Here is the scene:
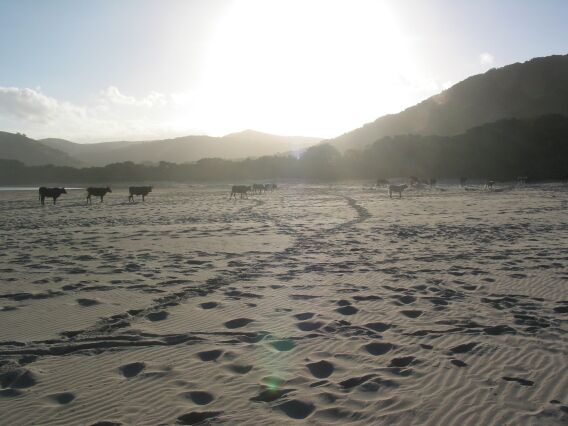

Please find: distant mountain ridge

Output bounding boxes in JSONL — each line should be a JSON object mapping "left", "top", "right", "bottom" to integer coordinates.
{"left": 0, "top": 132, "right": 82, "bottom": 167}
{"left": 39, "top": 130, "right": 319, "bottom": 166}
{"left": 327, "top": 54, "right": 568, "bottom": 151}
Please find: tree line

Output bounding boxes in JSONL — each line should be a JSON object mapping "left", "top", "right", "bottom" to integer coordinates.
{"left": 1, "top": 115, "right": 567, "bottom": 185}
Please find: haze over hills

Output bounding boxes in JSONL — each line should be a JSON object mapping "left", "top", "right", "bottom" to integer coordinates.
{"left": 39, "top": 130, "right": 319, "bottom": 166}
{"left": 0, "top": 131, "right": 82, "bottom": 167}
{"left": 327, "top": 54, "right": 568, "bottom": 151}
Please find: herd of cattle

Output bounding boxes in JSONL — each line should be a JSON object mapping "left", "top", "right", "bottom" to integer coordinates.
{"left": 38, "top": 186, "right": 153, "bottom": 205}
{"left": 37, "top": 183, "right": 278, "bottom": 204}
{"left": 230, "top": 183, "right": 277, "bottom": 199}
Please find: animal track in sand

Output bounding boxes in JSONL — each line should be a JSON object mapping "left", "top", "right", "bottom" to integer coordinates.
{"left": 250, "top": 388, "right": 294, "bottom": 402}
{"left": 365, "top": 322, "right": 392, "bottom": 332}
{"left": 199, "top": 302, "right": 218, "bottom": 309}
{"left": 196, "top": 349, "right": 223, "bottom": 362}
{"left": 119, "top": 362, "right": 145, "bottom": 378}
{"left": 47, "top": 392, "right": 76, "bottom": 404}
{"left": 400, "top": 310, "right": 422, "bottom": 318}
{"left": 0, "top": 368, "right": 38, "bottom": 389}
{"left": 223, "top": 318, "right": 254, "bottom": 329}
{"left": 225, "top": 364, "right": 253, "bottom": 374}
{"left": 306, "top": 360, "right": 334, "bottom": 378}
{"left": 364, "top": 342, "right": 394, "bottom": 356}
{"left": 335, "top": 305, "right": 358, "bottom": 315}
{"left": 270, "top": 340, "right": 295, "bottom": 352}
{"left": 502, "top": 376, "right": 534, "bottom": 386}
{"left": 180, "top": 391, "right": 214, "bottom": 405}
{"left": 450, "top": 342, "right": 478, "bottom": 354}
{"left": 297, "top": 321, "right": 324, "bottom": 331}
{"left": 76, "top": 298, "right": 100, "bottom": 307}
{"left": 294, "top": 312, "right": 315, "bottom": 320}
{"left": 176, "top": 411, "right": 222, "bottom": 425}
{"left": 275, "top": 399, "right": 315, "bottom": 419}
{"left": 389, "top": 356, "right": 416, "bottom": 368}
{"left": 146, "top": 311, "right": 169, "bottom": 321}
{"left": 451, "top": 359, "right": 468, "bottom": 367}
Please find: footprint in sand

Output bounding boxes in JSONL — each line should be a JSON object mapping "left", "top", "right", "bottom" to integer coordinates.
{"left": 77, "top": 298, "right": 100, "bottom": 307}
{"left": 199, "top": 302, "right": 218, "bottom": 310}
{"left": 250, "top": 388, "right": 294, "bottom": 402}
{"left": 335, "top": 305, "right": 358, "bottom": 315}
{"left": 450, "top": 359, "right": 468, "bottom": 367}
{"left": 176, "top": 411, "right": 222, "bottom": 425}
{"left": 297, "top": 321, "right": 324, "bottom": 332}
{"left": 306, "top": 360, "right": 334, "bottom": 379}
{"left": 275, "top": 399, "right": 315, "bottom": 419}
{"left": 225, "top": 364, "right": 253, "bottom": 375}
{"left": 180, "top": 391, "right": 214, "bottom": 405}
{"left": 294, "top": 312, "right": 315, "bottom": 321}
{"left": 223, "top": 318, "right": 254, "bottom": 329}
{"left": 119, "top": 362, "right": 145, "bottom": 378}
{"left": 449, "top": 342, "right": 478, "bottom": 354}
{"left": 389, "top": 356, "right": 416, "bottom": 368}
{"left": 270, "top": 340, "right": 295, "bottom": 352}
{"left": 400, "top": 310, "right": 422, "bottom": 318}
{"left": 364, "top": 342, "right": 394, "bottom": 356}
{"left": 502, "top": 376, "right": 534, "bottom": 386}
{"left": 0, "top": 368, "right": 38, "bottom": 389}
{"left": 47, "top": 392, "right": 76, "bottom": 404}
{"left": 146, "top": 311, "right": 168, "bottom": 321}
{"left": 196, "top": 349, "right": 223, "bottom": 362}
{"left": 365, "top": 322, "right": 392, "bottom": 332}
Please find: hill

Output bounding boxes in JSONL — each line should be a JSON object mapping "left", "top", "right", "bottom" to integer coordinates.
{"left": 328, "top": 54, "right": 568, "bottom": 151}
{"left": 39, "top": 130, "right": 320, "bottom": 166}
{"left": 0, "top": 132, "right": 82, "bottom": 167}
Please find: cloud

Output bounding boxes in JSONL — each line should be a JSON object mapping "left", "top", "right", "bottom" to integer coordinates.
{"left": 99, "top": 86, "right": 168, "bottom": 108}
{"left": 0, "top": 87, "right": 60, "bottom": 122}
{"left": 479, "top": 52, "right": 495, "bottom": 66}
{"left": 0, "top": 86, "right": 196, "bottom": 142}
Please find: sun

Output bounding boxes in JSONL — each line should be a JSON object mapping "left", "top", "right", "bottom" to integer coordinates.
{"left": 195, "top": 0, "right": 416, "bottom": 137}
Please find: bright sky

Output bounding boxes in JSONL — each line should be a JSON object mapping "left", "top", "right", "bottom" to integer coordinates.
{"left": 0, "top": 0, "right": 567, "bottom": 142}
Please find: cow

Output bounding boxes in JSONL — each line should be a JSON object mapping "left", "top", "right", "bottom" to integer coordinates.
{"left": 270, "top": 183, "right": 277, "bottom": 191}
{"left": 484, "top": 180, "right": 496, "bottom": 190}
{"left": 388, "top": 184, "right": 408, "bottom": 199}
{"left": 87, "top": 187, "right": 112, "bottom": 204}
{"left": 252, "top": 183, "right": 265, "bottom": 194}
{"left": 264, "top": 183, "right": 272, "bottom": 192}
{"left": 230, "top": 185, "right": 251, "bottom": 199}
{"left": 39, "top": 187, "right": 67, "bottom": 205}
{"left": 129, "top": 186, "right": 152, "bottom": 202}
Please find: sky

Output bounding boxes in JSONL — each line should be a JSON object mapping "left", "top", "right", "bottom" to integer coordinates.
{"left": 0, "top": 0, "right": 567, "bottom": 142}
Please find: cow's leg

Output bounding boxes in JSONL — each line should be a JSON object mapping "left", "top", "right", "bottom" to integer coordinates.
{"left": 100, "top": 195, "right": 104, "bottom": 203}
{"left": 142, "top": 194, "right": 145, "bottom": 202}
{"left": 40, "top": 195, "right": 44, "bottom": 205}
{"left": 53, "top": 196, "right": 56, "bottom": 205}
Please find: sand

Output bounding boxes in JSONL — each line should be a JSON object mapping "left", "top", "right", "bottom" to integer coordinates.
{"left": 0, "top": 183, "right": 567, "bottom": 425}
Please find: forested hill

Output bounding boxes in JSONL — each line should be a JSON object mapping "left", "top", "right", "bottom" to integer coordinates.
{"left": 328, "top": 54, "right": 568, "bottom": 151}
{"left": 2, "top": 115, "right": 567, "bottom": 185}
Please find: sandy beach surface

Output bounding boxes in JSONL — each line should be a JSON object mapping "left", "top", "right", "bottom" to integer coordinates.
{"left": 0, "top": 183, "right": 567, "bottom": 425}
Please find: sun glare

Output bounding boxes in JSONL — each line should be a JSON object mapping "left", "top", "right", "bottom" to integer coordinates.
{"left": 196, "top": 0, "right": 415, "bottom": 137}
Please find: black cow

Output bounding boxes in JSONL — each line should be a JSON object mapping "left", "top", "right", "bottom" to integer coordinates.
{"left": 129, "top": 186, "right": 152, "bottom": 202}
{"left": 39, "top": 187, "right": 67, "bottom": 205}
{"left": 230, "top": 185, "right": 251, "bottom": 199}
{"left": 87, "top": 187, "right": 112, "bottom": 204}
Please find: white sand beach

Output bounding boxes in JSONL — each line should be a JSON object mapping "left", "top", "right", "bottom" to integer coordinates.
{"left": 0, "top": 183, "right": 567, "bottom": 425}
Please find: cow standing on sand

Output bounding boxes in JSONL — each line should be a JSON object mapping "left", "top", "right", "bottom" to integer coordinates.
{"left": 230, "top": 185, "right": 251, "bottom": 199}
{"left": 87, "top": 187, "right": 112, "bottom": 204}
{"left": 129, "top": 186, "right": 152, "bottom": 202}
{"left": 388, "top": 184, "right": 408, "bottom": 199}
{"left": 39, "top": 187, "right": 67, "bottom": 205}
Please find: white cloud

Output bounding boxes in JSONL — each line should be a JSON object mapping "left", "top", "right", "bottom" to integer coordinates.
{"left": 0, "top": 86, "right": 194, "bottom": 142}
{"left": 0, "top": 87, "right": 60, "bottom": 122}
{"left": 479, "top": 52, "right": 495, "bottom": 66}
